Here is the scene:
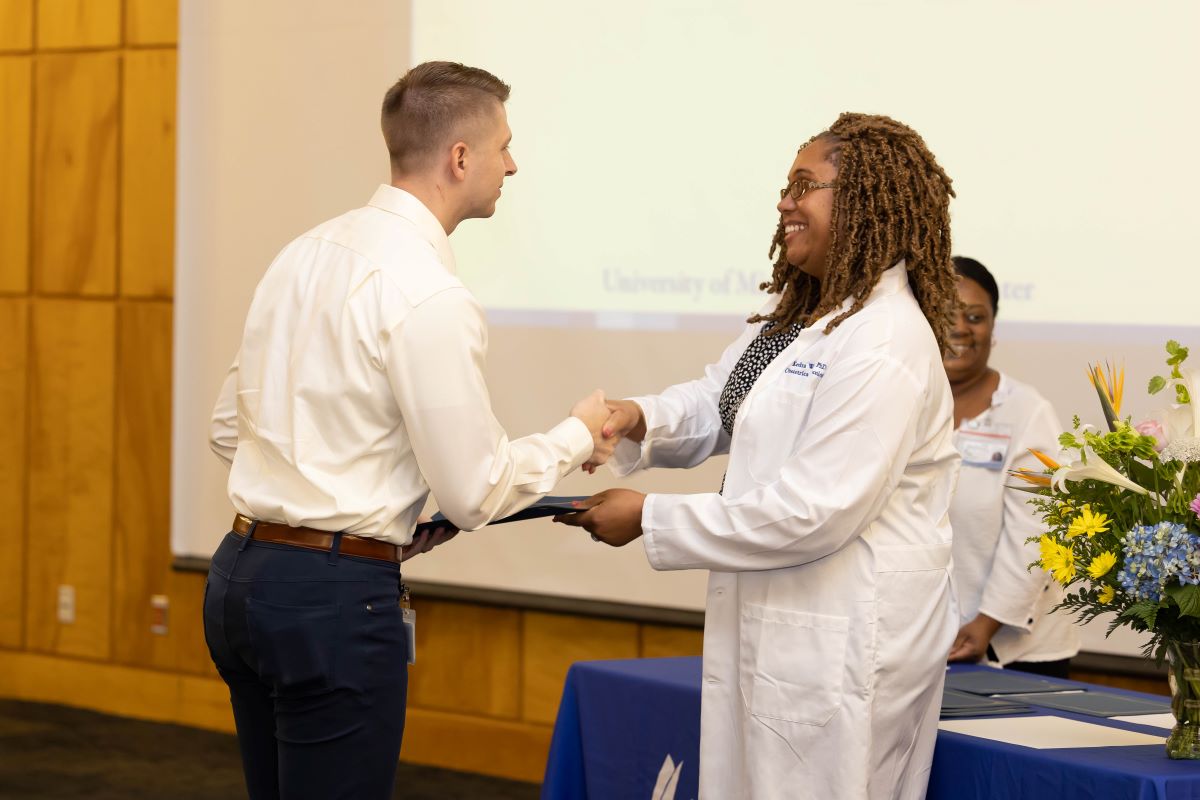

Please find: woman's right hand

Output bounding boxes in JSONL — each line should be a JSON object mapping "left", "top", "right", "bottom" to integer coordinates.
{"left": 948, "top": 613, "right": 1002, "bottom": 662}
{"left": 582, "top": 399, "right": 647, "bottom": 474}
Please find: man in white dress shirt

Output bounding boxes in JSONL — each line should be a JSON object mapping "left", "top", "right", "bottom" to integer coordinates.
{"left": 203, "top": 62, "right": 613, "bottom": 800}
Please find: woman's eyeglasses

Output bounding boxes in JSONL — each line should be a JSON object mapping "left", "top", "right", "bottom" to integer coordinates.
{"left": 780, "top": 178, "right": 835, "bottom": 202}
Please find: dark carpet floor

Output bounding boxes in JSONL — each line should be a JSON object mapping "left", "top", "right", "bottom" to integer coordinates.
{"left": 0, "top": 700, "right": 540, "bottom": 799}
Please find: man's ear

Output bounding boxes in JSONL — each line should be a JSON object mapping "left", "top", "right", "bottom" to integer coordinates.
{"left": 449, "top": 141, "right": 469, "bottom": 181}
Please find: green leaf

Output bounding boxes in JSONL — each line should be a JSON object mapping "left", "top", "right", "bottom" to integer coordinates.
{"left": 1127, "top": 459, "right": 1159, "bottom": 488}
{"left": 1168, "top": 584, "right": 1200, "bottom": 619}
{"left": 1149, "top": 375, "right": 1167, "bottom": 395}
{"left": 1177, "top": 384, "right": 1192, "bottom": 405}
{"left": 1120, "top": 601, "right": 1161, "bottom": 630}
{"left": 1058, "top": 432, "right": 1081, "bottom": 450}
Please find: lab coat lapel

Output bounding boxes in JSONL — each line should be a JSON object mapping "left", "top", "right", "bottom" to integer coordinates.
{"left": 730, "top": 261, "right": 909, "bottom": 437}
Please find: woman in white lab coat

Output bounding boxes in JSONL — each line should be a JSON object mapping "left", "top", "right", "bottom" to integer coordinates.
{"left": 556, "top": 113, "right": 962, "bottom": 799}
{"left": 944, "top": 256, "right": 1080, "bottom": 676}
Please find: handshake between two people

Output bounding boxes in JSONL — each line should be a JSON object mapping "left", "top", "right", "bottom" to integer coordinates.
{"left": 568, "top": 390, "right": 646, "bottom": 471}
{"left": 405, "top": 391, "right": 650, "bottom": 561}
{"left": 557, "top": 391, "right": 650, "bottom": 548}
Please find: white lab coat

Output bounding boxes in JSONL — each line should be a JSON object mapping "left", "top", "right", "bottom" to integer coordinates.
{"left": 950, "top": 372, "right": 1080, "bottom": 664}
{"left": 612, "top": 264, "right": 959, "bottom": 800}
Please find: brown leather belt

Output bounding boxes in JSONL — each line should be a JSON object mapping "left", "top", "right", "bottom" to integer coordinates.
{"left": 232, "top": 514, "right": 402, "bottom": 565}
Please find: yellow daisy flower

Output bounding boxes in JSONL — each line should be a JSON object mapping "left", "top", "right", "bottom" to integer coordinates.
{"left": 1039, "top": 537, "right": 1076, "bottom": 585}
{"left": 1098, "top": 585, "right": 1115, "bottom": 604}
{"left": 1067, "top": 505, "right": 1110, "bottom": 539}
{"left": 1086, "top": 551, "right": 1118, "bottom": 579}
{"left": 1038, "top": 535, "right": 1059, "bottom": 567}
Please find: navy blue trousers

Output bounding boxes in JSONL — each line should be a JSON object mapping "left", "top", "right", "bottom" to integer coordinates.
{"left": 204, "top": 530, "right": 409, "bottom": 800}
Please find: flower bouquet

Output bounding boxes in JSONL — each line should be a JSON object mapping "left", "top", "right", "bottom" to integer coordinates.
{"left": 1011, "top": 340, "right": 1200, "bottom": 758}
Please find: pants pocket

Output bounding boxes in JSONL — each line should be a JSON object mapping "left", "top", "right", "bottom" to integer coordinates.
{"left": 740, "top": 603, "right": 849, "bottom": 726}
{"left": 246, "top": 597, "right": 341, "bottom": 695}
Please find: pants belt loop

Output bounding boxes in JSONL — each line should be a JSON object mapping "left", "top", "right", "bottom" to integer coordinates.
{"left": 238, "top": 520, "right": 258, "bottom": 553}
{"left": 327, "top": 530, "right": 343, "bottom": 565}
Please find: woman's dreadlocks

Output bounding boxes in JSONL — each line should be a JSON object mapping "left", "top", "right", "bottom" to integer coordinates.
{"left": 750, "top": 112, "right": 959, "bottom": 352}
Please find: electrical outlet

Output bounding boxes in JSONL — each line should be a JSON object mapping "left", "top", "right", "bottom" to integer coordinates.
{"left": 57, "top": 585, "right": 75, "bottom": 624}
{"left": 150, "top": 594, "right": 169, "bottom": 636}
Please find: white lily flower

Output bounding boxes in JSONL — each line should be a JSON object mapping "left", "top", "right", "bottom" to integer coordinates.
{"left": 1176, "top": 367, "right": 1200, "bottom": 437}
{"left": 1051, "top": 447, "right": 1149, "bottom": 495}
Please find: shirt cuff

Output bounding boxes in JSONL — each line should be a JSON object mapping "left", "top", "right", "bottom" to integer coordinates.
{"left": 609, "top": 437, "right": 647, "bottom": 476}
{"left": 641, "top": 494, "right": 668, "bottom": 571}
{"left": 554, "top": 415, "right": 595, "bottom": 471}
{"left": 979, "top": 597, "right": 1040, "bottom": 633}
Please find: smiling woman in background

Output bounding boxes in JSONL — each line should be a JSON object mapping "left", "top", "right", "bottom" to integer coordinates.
{"left": 944, "top": 255, "right": 1081, "bottom": 677}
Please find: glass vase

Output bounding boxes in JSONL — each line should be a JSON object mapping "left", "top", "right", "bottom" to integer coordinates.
{"left": 1165, "top": 640, "right": 1200, "bottom": 759}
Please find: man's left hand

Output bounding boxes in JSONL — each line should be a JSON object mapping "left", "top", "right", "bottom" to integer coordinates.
{"left": 553, "top": 489, "right": 646, "bottom": 546}
{"left": 402, "top": 518, "right": 460, "bottom": 561}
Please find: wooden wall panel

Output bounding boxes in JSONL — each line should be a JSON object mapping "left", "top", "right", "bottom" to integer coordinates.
{"left": 407, "top": 598, "right": 521, "bottom": 719}
{"left": 32, "top": 51, "right": 118, "bottom": 296}
{"left": 0, "top": 299, "right": 28, "bottom": 648}
{"left": 0, "top": 0, "right": 33, "bottom": 51}
{"left": 26, "top": 299, "right": 114, "bottom": 659}
{"left": 401, "top": 708, "right": 552, "bottom": 784}
{"left": 0, "top": 56, "right": 31, "bottom": 293}
{"left": 521, "top": 612, "right": 638, "bottom": 724}
{"left": 0, "top": 650, "right": 235, "bottom": 733}
{"left": 35, "top": 0, "right": 120, "bottom": 49}
{"left": 171, "top": 570, "right": 221, "bottom": 678}
{"left": 112, "top": 300, "right": 173, "bottom": 667}
{"left": 120, "top": 49, "right": 174, "bottom": 298}
{"left": 125, "top": 0, "right": 176, "bottom": 46}
{"left": 110, "top": 300, "right": 212, "bottom": 676}
{"left": 1071, "top": 669, "right": 1168, "bottom": 697}
{"left": 640, "top": 624, "right": 704, "bottom": 659}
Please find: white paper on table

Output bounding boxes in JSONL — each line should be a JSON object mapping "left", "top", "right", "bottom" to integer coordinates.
{"left": 1111, "top": 713, "right": 1176, "bottom": 730}
{"left": 939, "top": 715, "right": 1166, "bottom": 749}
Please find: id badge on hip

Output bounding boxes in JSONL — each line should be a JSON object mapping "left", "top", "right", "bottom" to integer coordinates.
{"left": 401, "top": 583, "right": 416, "bottom": 665}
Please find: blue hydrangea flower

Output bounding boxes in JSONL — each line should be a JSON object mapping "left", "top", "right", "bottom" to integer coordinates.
{"left": 1117, "top": 522, "right": 1200, "bottom": 602}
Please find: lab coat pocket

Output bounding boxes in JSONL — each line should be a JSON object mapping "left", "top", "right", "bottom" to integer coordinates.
{"left": 741, "top": 387, "right": 816, "bottom": 484}
{"left": 740, "top": 603, "right": 849, "bottom": 726}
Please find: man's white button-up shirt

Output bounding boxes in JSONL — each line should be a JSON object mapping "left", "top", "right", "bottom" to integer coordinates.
{"left": 210, "top": 185, "right": 592, "bottom": 544}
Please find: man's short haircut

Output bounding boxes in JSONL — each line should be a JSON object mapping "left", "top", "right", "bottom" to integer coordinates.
{"left": 381, "top": 61, "right": 511, "bottom": 174}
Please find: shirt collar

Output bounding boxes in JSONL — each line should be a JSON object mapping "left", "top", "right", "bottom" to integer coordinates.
{"left": 990, "top": 371, "right": 1012, "bottom": 409}
{"left": 870, "top": 260, "right": 909, "bottom": 299}
{"left": 817, "top": 260, "right": 909, "bottom": 322}
{"left": 367, "top": 184, "right": 457, "bottom": 274}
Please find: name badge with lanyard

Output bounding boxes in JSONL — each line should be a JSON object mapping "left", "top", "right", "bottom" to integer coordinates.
{"left": 955, "top": 419, "right": 1013, "bottom": 470}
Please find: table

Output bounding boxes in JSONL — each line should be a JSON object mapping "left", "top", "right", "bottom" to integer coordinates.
{"left": 542, "top": 657, "right": 1200, "bottom": 800}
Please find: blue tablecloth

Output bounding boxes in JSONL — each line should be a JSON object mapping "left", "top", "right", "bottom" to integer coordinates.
{"left": 542, "top": 657, "right": 1200, "bottom": 800}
